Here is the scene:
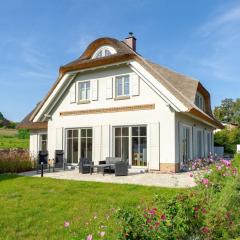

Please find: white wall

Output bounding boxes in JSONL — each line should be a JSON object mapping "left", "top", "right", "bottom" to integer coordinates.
{"left": 46, "top": 65, "right": 176, "bottom": 170}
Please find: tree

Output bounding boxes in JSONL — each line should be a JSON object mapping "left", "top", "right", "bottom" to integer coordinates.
{"left": 214, "top": 98, "right": 240, "bottom": 124}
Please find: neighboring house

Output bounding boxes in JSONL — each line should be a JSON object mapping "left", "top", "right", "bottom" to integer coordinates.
{"left": 18, "top": 33, "right": 223, "bottom": 172}
{"left": 214, "top": 122, "right": 239, "bottom": 133}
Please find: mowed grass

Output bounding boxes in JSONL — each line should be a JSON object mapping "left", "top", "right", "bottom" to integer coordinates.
{"left": 0, "top": 129, "right": 29, "bottom": 149}
{"left": 0, "top": 175, "right": 181, "bottom": 239}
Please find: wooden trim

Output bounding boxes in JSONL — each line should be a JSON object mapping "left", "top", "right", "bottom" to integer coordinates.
{"left": 60, "top": 104, "right": 155, "bottom": 117}
{"left": 189, "top": 108, "right": 224, "bottom": 129}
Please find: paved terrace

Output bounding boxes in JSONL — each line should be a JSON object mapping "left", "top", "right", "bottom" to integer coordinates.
{"left": 20, "top": 168, "right": 196, "bottom": 188}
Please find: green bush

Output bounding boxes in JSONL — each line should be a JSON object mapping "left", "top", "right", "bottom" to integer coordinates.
{"left": 17, "top": 129, "right": 30, "bottom": 139}
{"left": 116, "top": 155, "right": 240, "bottom": 239}
{"left": 214, "top": 128, "right": 240, "bottom": 154}
{"left": 0, "top": 150, "right": 35, "bottom": 173}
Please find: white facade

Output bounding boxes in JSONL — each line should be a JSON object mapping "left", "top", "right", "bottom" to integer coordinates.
{"left": 29, "top": 63, "right": 215, "bottom": 172}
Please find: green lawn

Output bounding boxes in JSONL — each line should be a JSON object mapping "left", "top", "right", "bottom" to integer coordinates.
{"left": 0, "top": 175, "right": 181, "bottom": 239}
{"left": 0, "top": 129, "right": 29, "bottom": 149}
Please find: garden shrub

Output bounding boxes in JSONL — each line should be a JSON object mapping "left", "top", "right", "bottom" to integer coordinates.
{"left": 0, "top": 149, "right": 35, "bottom": 173}
{"left": 116, "top": 155, "right": 240, "bottom": 239}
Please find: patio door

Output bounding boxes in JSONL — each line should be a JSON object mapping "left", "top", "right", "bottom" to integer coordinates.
{"left": 114, "top": 127, "right": 129, "bottom": 163}
{"left": 179, "top": 124, "right": 192, "bottom": 166}
{"left": 113, "top": 125, "right": 147, "bottom": 166}
{"left": 66, "top": 128, "right": 92, "bottom": 164}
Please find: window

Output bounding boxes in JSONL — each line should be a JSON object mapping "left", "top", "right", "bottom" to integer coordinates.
{"left": 115, "top": 75, "right": 129, "bottom": 97}
{"left": 39, "top": 134, "right": 47, "bottom": 151}
{"left": 132, "top": 126, "right": 147, "bottom": 166}
{"left": 115, "top": 127, "right": 129, "bottom": 162}
{"left": 92, "top": 46, "right": 117, "bottom": 59}
{"left": 182, "top": 126, "right": 191, "bottom": 163}
{"left": 66, "top": 128, "right": 92, "bottom": 164}
{"left": 206, "top": 132, "right": 212, "bottom": 156}
{"left": 114, "top": 125, "right": 147, "bottom": 166}
{"left": 196, "top": 130, "right": 203, "bottom": 158}
{"left": 78, "top": 81, "right": 90, "bottom": 101}
{"left": 66, "top": 129, "right": 79, "bottom": 164}
{"left": 195, "top": 92, "right": 205, "bottom": 111}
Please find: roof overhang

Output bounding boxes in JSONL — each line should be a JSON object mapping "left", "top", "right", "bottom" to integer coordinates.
{"left": 17, "top": 121, "right": 48, "bottom": 130}
{"left": 188, "top": 108, "right": 224, "bottom": 129}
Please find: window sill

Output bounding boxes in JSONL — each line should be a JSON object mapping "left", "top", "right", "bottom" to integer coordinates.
{"left": 114, "top": 96, "right": 130, "bottom": 101}
{"left": 77, "top": 100, "right": 91, "bottom": 104}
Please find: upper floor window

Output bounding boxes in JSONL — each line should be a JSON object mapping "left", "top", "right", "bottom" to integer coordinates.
{"left": 78, "top": 81, "right": 90, "bottom": 101}
{"left": 92, "top": 45, "right": 117, "bottom": 59}
{"left": 116, "top": 75, "right": 130, "bottom": 97}
{"left": 195, "top": 92, "right": 205, "bottom": 111}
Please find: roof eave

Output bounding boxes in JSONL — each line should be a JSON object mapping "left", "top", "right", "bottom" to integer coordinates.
{"left": 188, "top": 108, "right": 224, "bottom": 129}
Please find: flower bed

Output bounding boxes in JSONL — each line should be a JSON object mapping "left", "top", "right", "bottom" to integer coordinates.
{"left": 115, "top": 155, "right": 240, "bottom": 239}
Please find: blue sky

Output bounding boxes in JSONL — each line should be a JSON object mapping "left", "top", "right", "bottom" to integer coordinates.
{"left": 0, "top": 0, "right": 240, "bottom": 121}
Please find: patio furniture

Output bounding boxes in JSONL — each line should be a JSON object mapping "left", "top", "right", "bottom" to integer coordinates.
{"left": 79, "top": 158, "right": 94, "bottom": 174}
{"left": 53, "top": 150, "right": 66, "bottom": 171}
{"left": 36, "top": 150, "right": 50, "bottom": 174}
{"left": 98, "top": 157, "right": 128, "bottom": 176}
{"left": 115, "top": 161, "right": 128, "bottom": 176}
{"left": 95, "top": 164, "right": 112, "bottom": 176}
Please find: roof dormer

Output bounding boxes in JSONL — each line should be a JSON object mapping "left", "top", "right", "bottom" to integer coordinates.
{"left": 91, "top": 45, "right": 117, "bottom": 59}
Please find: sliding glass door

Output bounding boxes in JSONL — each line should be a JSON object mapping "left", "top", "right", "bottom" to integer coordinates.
{"left": 132, "top": 126, "right": 147, "bottom": 166}
{"left": 114, "top": 125, "right": 147, "bottom": 166}
{"left": 114, "top": 127, "right": 129, "bottom": 162}
{"left": 66, "top": 128, "right": 92, "bottom": 164}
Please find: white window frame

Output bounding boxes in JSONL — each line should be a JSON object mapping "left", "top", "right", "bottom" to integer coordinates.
{"left": 115, "top": 75, "right": 130, "bottom": 97}
{"left": 78, "top": 81, "right": 90, "bottom": 101}
{"left": 179, "top": 123, "right": 193, "bottom": 165}
{"left": 39, "top": 134, "right": 47, "bottom": 151}
{"left": 195, "top": 92, "right": 205, "bottom": 111}
{"left": 92, "top": 45, "right": 117, "bottom": 59}
{"left": 65, "top": 128, "right": 93, "bottom": 165}
{"left": 113, "top": 125, "right": 147, "bottom": 167}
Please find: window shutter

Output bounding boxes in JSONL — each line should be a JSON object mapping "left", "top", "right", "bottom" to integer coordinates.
{"left": 56, "top": 128, "right": 63, "bottom": 150}
{"left": 179, "top": 123, "right": 184, "bottom": 164}
{"left": 149, "top": 122, "right": 160, "bottom": 170}
{"left": 106, "top": 77, "right": 113, "bottom": 99}
{"left": 70, "top": 83, "right": 76, "bottom": 103}
{"left": 91, "top": 80, "right": 98, "bottom": 101}
{"left": 132, "top": 74, "right": 140, "bottom": 96}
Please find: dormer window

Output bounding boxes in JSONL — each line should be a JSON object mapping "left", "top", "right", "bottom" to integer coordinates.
{"left": 195, "top": 92, "right": 205, "bottom": 111}
{"left": 92, "top": 46, "right": 117, "bottom": 59}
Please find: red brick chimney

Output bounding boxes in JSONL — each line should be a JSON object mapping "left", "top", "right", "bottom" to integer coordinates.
{"left": 124, "top": 32, "right": 136, "bottom": 51}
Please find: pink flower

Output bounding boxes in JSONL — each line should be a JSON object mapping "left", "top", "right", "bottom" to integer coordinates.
{"left": 202, "top": 208, "right": 207, "bottom": 214}
{"left": 189, "top": 173, "right": 193, "bottom": 178}
{"left": 155, "top": 221, "right": 160, "bottom": 227}
{"left": 194, "top": 207, "right": 199, "bottom": 212}
{"left": 161, "top": 214, "right": 166, "bottom": 221}
{"left": 86, "top": 234, "right": 93, "bottom": 240}
{"left": 64, "top": 221, "right": 70, "bottom": 228}
{"left": 99, "top": 231, "right": 105, "bottom": 237}
{"left": 201, "top": 227, "right": 209, "bottom": 234}
{"left": 146, "top": 218, "right": 152, "bottom": 224}
{"left": 201, "top": 178, "right": 209, "bottom": 185}
{"left": 217, "top": 165, "right": 222, "bottom": 171}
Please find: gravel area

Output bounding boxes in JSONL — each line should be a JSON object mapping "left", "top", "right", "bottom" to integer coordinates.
{"left": 20, "top": 168, "right": 196, "bottom": 188}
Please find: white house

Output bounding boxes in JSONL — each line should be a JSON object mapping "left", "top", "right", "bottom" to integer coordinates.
{"left": 18, "top": 33, "right": 223, "bottom": 172}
